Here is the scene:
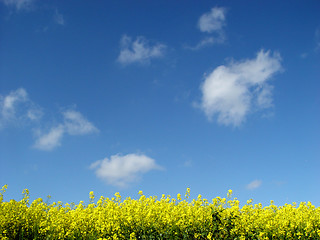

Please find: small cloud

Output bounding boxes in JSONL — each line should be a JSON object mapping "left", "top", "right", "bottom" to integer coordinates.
{"left": 198, "top": 7, "right": 226, "bottom": 34}
{"left": 117, "top": 35, "right": 166, "bottom": 65}
{"left": 63, "top": 110, "right": 98, "bottom": 135}
{"left": 1, "top": 88, "right": 27, "bottom": 121}
{"left": 90, "top": 153, "right": 163, "bottom": 187}
{"left": 0, "top": 88, "right": 41, "bottom": 129}
{"left": 33, "top": 125, "right": 65, "bottom": 151}
{"left": 27, "top": 107, "right": 43, "bottom": 121}
{"left": 185, "top": 36, "right": 225, "bottom": 50}
{"left": 1, "top": 88, "right": 97, "bottom": 151}
{"left": 187, "top": 7, "right": 226, "bottom": 50}
{"left": 54, "top": 9, "right": 64, "bottom": 25}
{"left": 199, "top": 49, "right": 282, "bottom": 127}
{"left": 246, "top": 180, "right": 262, "bottom": 190}
{"left": 33, "top": 110, "right": 98, "bottom": 151}
{"left": 0, "top": 0, "right": 35, "bottom": 10}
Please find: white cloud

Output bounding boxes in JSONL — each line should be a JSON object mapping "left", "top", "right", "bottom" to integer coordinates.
{"left": 0, "top": 88, "right": 42, "bottom": 128}
{"left": 117, "top": 35, "right": 166, "bottom": 65}
{"left": 33, "top": 125, "right": 65, "bottom": 151}
{"left": 0, "top": 0, "right": 34, "bottom": 10}
{"left": 195, "top": 37, "right": 215, "bottom": 48}
{"left": 246, "top": 180, "right": 262, "bottom": 190}
{"left": 255, "top": 84, "right": 274, "bottom": 109}
{"left": 188, "top": 7, "right": 226, "bottom": 50}
{"left": 27, "top": 107, "right": 43, "bottom": 121}
{"left": 198, "top": 7, "right": 226, "bottom": 33}
{"left": 90, "top": 153, "right": 162, "bottom": 187}
{"left": 186, "top": 33, "right": 224, "bottom": 50}
{"left": 33, "top": 110, "right": 98, "bottom": 151}
{"left": 1, "top": 88, "right": 27, "bottom": 121}
{"left": 199, "top": 49, "right": 282, "bottom": 126}
{"left": 0, "top": 88, "right": 97, "bottom": 150}
{"left": 63, "top": 110, "right": 98, "bottom": 135}
{"left": 54, "top": 9, "right": 64, "bottom": 25}
{"left": 186, "top": 36, "right": 225, "bottom": 50}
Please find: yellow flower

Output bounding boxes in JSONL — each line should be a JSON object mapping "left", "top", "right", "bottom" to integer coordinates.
{"left": 1, "top": 186, "right": 319, "bottom": 240}
{"left": 177, "top": 193, "right": 182, "bottom": 201}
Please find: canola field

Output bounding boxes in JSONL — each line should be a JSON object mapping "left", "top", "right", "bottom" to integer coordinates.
{"left": 0, "top": 185, "right": 320, "bottom": 240}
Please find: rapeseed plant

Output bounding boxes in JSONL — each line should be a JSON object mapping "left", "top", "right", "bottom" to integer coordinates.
{"left": 0, "top": 185, "right": 319, "bottom": 239}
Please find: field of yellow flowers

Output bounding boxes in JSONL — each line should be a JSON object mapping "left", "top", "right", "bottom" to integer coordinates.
{"left": 0, "top": 185, "right": 319, "bottom": 240}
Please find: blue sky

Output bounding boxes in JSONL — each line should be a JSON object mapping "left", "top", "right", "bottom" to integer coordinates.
{"left": 0, "top": 0, "right": 319, "bottom": 207}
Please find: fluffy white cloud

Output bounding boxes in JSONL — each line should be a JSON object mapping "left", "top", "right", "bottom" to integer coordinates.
{"left": 198, "top": 7, "right": 226, "bottom": 33}
{"left": 33, "top": 125, "right": 64, "bottom": 151}
{"left": 0, "top": 0, "right": 34, "bottom": 10}
{"left": 90, "top": 153, "right": 162, "bottom": 187}
{"left": 246, "top": 180, "right": 262, "bottom": 190}
{"left": 117, "top": 35, "right": 166, "bottom": 65}
{"left": 33, "top": 110, "right": 98, "bottom": 151}
{"left": 199, "top": 49, "right": 282, "bottom": 126}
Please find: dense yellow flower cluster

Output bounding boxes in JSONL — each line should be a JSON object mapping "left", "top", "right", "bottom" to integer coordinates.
{"left": 0, "top": 185, "right": 319, "bottom": 239}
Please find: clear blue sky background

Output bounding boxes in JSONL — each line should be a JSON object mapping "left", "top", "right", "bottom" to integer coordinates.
{"left": 0, "top": 0, "right": 319, "bottom": 207}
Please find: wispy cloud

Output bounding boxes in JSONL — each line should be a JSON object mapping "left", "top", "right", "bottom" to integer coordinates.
{"left": 117, "top": 35, "right": 166, "bottom": 65}
{"left": 185, "top": 36, "right": 225, "bottom": 51}
{"left": 27, "top": 107, "right": 43, "bottom": 121}
{"left": 54, "top": 9, "right": 64, "bottom": 25}
{"left": 33, "top": 125, "right": 64, "bottom": 151}
{"left": 199, "top": 49, "right": 282, "bottom": 127}
{"left": 33, "top": 110, "right": 98, "bottom": 151}
{"left": 187, "top": 7, "right": 226, "bottom": 50}
{"left": 90, "top": 153, "right": 162, "bottom": 187}
{"left": 63, "top": 110, "right": 98, "bottom": 135}
{"left": 246, "top": 180, "right": 262, "bottom": 190}
{"left": 0, "top": 0, "right": 35, "bottom": 10}
{"left": 0, "top": 88, "right": 42, "bottom": 129}
{"left": 1, "top": 88, "right": 27, "bottom": 121}
{"left": 198, "top": 7, "right": 226, "bottom": 34}
{"left": 1, "top": 88, "right": 97, "bottom": 150}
